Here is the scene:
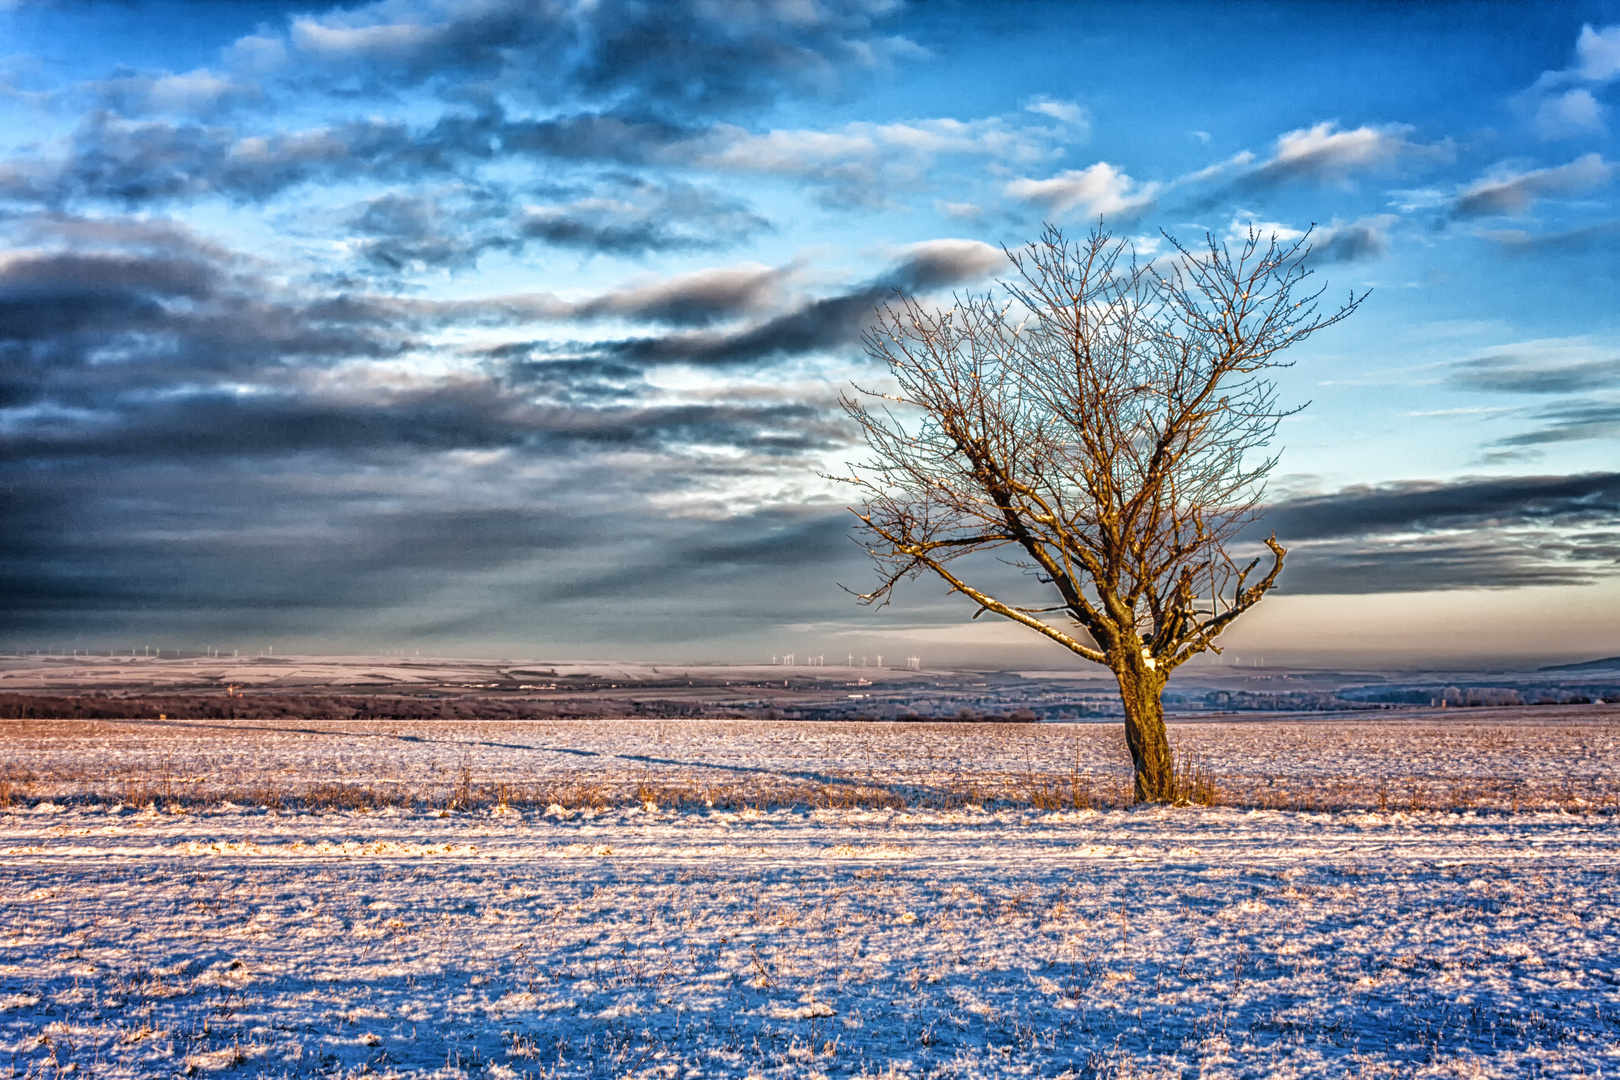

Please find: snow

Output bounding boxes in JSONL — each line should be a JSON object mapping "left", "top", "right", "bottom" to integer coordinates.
{"left": 2, "top": 716, "right": 1618, "bottom": 1077}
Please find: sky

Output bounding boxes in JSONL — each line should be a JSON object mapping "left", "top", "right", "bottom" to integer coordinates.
{"left": 1, "top": 0, "right": 1618, "bottom": 670}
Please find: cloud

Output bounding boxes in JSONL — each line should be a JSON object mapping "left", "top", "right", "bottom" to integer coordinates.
{"left": 90, "top": 67, "right": 252, "bottom": 117}
{"left": 935, "top": 201, "right": 982, "bottom": 220}
{"left": 1495, "top": 402, "right": 1620, "bottom": 446}
{"left": 885, "top": 238, "right": 1005, "bottom": 289}
{"left": 1023, "top": 96, "right": 1087, "bottom": 130}
{"left": 345, "top": 190, "right": 518, "bottom": 271}
{"left": 514, "top": 179, "right": 769, "bottom": 254}
{"left": 1573, "top": 22, "right": 1620, "bottom": 82}
{"left": 392, "top": 263, "right": 793, "bottom": 329}
{"left": 1263, "top": 473, "right": 1620, "bottom": 540}
{"left": 453, "top": 263, "right": 792, "bottom": 327}
{"left": 0, "top": 202, "right": 872, "bottom": 643}
{"left": 0, "top": 210, "right": 998, "bottom": 455}
{"left": 21, "top": 111, "right": 459, "bottom": 206}
{"left": 1312, "top": 217, "right": 1394, "bottom": 262}
{"left": 8, "top": 98, "right": 1048, "bottom": 240}
{"left": 1250, "top": 473, "right": 1620, "bottom": 593}
{"left": 3, "top": 375, "right": 847, "bottom": 463}
{"left": 1447, "top": 342, "right": 1620, "bottom": 394}
{"left": 1004, "top": 162, "right": 1157, "bottom": 219}
{"left": 0, "top": 0, "right": 924, "bottom": 213}
{"left": 3, "top": 12, "right": 1064, "bottom": 228}
{"left": 0, "top": 447, "right": 869, "bottom": 646}
{"left": 571, "top": 265, "right": 792, "bottom": 326}
{"left": 1438, "top": 339, "right": 1620, "bottom": 448}
{"left": 0, "top": 234, "right": 412, "bottom": 415}
{"left": 1222, "top": 214, "right": 1391, "bottom": 264}
{"left": 336, "top": 176, "right": 772, "bottom": 275}
{"left": 1534, "top": 87, "right": 1607, "bottom": 138}
{"left": 8, "top": 106, "right": 720, "bottom": 222}
{"left": 498, "top": 111, "right": 696, "bottom": 163}
{"left": 1521, "top": 24, "right": 1620, "bottom": 139}
{"left": 1273, "top": 532, "right": 1620, "bottom": 593}
{"left": 0, "top": 211, "right": 999, "bottom": 493}
{"left": 1238, "top": 122, "right": 1419, "bottom": 189}
{"left": 689, "top": 116, "right": 1061, "bottom": 207}
{"left": 1532, "top": 22, "right": 1620, "bottom": 90}
{"left": 277, "top": 0, "right": 911, "bottom": 113}
{"left": 600, "top": 239, "right": 1003, "bottom": 366}
{"left": 1168, "top": 123, "right": 1434, "bottom": 212}
{"left": 0, "top": 212, "right": 871, "bottom": 644}
{"left": 1451, "top": 153, "right": 1614, "bottom": 218}
{"left": 1482, "top": 218, "right": 1620, "bottom": 254}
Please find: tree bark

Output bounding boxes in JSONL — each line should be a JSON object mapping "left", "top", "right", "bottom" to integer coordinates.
{"left": 1113, "top": 656, "right": 1172, "bottom": 803}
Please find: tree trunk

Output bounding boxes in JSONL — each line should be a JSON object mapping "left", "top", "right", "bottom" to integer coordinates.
{"left": 1113, "top": 660, "right": 1173, "bottom": 803}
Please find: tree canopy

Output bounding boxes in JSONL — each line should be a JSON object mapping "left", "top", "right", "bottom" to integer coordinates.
{"left": 843, "top": 224, "right": 1362, "bottom": 801}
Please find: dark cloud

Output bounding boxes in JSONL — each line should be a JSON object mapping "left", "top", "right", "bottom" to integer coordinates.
{"left": 603, "top": 240, "right": 1003, "bottom": 365}
{"left": 498, "top": 112, "right": 697, "bottom": 163}
{"left": 445, "top": 263, "right": 790, "bottom": 330}
{"left": 1, "top": 110, "right": 561, "bottom": 209}
{"left": 0, "top": 210, "right": 808, "bottom": 433}
{"left": 1312, "top": 222, "right": 1389, "bottom": 262}
{"left": 886, "top": 240, "right": 1006, "bottom": 290}
{"left": 514, "top": 179, "right": 769, "bottom": 255}
{"left": 1484, "top": 219, "right": 1620, "bottom": 255}
{"left": 516, "top": 216, "right": 686, "bottom": 255}
{"left": 1496, "top": 402, "right": 1620, "bottom": 446}
{"left": 348, "top": 192, "right": 762, "bottom": 275}
{"left": 1, "top": 110, "right": 508, "bottom": 208}
{"left": 608, "top": 285, "right": 890, "bottom": 365}
{"left": 0, "top": 214, "right": 955, "bottom": 466}
{"left": 486, "top": 354, "right": 648, "bottom": 404}
{"left": 6, "top": 390, "right": 844, "bottom": 463}
{"left": 1250, "top": 473, "right": 1620, "bottom": 593}
{"left": 0, "top": 0, "right": 912, "bottom": 246}
{"left": 0, "top": 0, "right": 905, "bottom": 211}
{"left": 568, "top": 265, "right": 789, "bottom": 326}
{"left": 1261, "top": 473, "right": 1620, "bottom": 540}
{"left": 0, "top": 241, "right": 416, "bottom": 416}
{"left": 0, "top": 231, "right": 859, "bottom": 644}
{"left": 346, "top": 190, "right": 518, "bottom": 271}
{"left": 284, "top": 0, "right": 905, "bottom": 114}
{"left": 8, "top": 111, "right": 765, "bottom": 265}
{"left": 1447, "top": 352, "right": 1620, "bottom": 394}
{"left": 341, "top": 177, "right": 771, "bottom": 273}
{"left": 1267, "top": 535, "right": 1612, "bottom": 593}
{"left": 1442, "top": 346, "right": 1620, "bottom": 448}
{"left": 0, "top": 211, "right": 862, "bottom": 650}
{"left": 1449, "top": 153, "right": 1613, "bottom": 219}
{"left": 0, "top": 442, "right": 871, "bottom": 649}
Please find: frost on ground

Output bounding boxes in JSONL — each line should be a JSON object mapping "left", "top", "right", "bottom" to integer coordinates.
{"left": 2, "top": 717, "right": 1618, "bottom": 1078}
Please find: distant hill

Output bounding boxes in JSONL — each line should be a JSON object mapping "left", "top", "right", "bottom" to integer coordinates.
{"left": 1539, "top": 656, "right": 1620, "bottom": 672}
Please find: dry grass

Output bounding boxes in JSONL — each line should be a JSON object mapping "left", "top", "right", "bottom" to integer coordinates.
{"left": 3, "top": 712, "right": 1618, "bottom": 816}
{"left": 10, "top": 759, "right": 1617, "bottom": 816}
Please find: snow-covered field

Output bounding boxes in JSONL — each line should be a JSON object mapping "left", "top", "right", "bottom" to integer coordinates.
{"left": 3, "top": 716, "right": 1618, "bottom": 1077}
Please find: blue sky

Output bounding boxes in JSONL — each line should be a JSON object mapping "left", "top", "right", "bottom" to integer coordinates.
{"left": 2, "top": 0, "right": 1618, "bottom": 667}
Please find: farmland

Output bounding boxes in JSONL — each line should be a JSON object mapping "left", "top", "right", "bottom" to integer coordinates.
{"left": 2, "top": 711, "right": 1618, "bottom": 1078}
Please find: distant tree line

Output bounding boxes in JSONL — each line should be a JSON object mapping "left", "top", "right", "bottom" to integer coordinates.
{"left": 1340, "top": 685, "right": 1615, "bottom": 707}
{"left": 0, "top": 693, "right": 746, "bottom": 721}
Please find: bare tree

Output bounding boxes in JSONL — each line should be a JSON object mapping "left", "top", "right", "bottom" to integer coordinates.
{"left": 841, "top": 224, "right": 1362, "bottom": 802}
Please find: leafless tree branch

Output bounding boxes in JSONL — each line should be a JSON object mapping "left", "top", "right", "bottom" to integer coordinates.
{"left": 837, "top": 222, "right": 1363, "bottom": 801}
